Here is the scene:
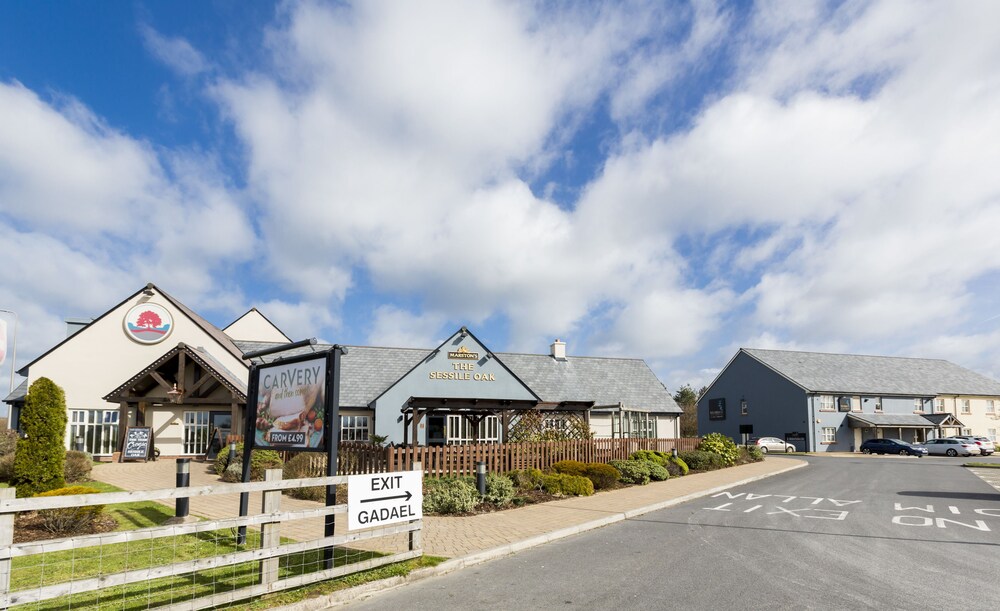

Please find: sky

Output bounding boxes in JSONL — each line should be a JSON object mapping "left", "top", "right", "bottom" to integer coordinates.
{"left": 2, "top": 0, "right": 1000, "bottom": 406}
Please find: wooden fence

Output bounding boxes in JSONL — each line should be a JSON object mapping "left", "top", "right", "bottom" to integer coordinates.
{"left": 296, "top": 438, "right": 702, "bottom": 478}
{"left": 0, "top": 469, "right": 421, "bottom": 609}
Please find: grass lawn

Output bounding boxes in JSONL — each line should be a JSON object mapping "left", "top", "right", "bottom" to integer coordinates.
{"left": 964, "top": 462, "right": 1000, "bottom": 469}
{"left": 9, "top": 480, "right": 444, "bottom": 610}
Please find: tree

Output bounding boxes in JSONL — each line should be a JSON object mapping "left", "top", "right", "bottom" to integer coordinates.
{"left": 674, "top": 384, "right": 701, "bottom": 438}
{"left": 136, "top": 310, "right": 162, "bottom": 329}
{"left": 13, "top": 377, "right": 68, "bottom": 497}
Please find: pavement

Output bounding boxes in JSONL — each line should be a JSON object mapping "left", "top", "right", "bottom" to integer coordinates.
{"left": 90, "top": 456, "right": 806, "bottom": 608}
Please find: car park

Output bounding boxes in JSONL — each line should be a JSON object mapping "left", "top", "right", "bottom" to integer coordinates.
{"left": 924, "top": 438, "right": 980, "bottom": 457}
{"left": 952, "top": 435, "right": 995, "bottom": 456}
{"left": 859, "top": 438, "right": 928, "bottom": 457}
{"left": 748, "top": 437, "right": 797, "bottom": 454}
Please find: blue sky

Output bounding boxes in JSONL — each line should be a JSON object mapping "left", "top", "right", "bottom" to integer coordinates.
{"left": 2, "top": 0, "right": 1000, "bottom": 402}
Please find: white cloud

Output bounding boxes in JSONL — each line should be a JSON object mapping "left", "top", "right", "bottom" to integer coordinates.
{"left": 366, "top": 306, "right": 446, "bottom": 349}
{"left": 140, "top": 24, "right": 210, "bottom": 77}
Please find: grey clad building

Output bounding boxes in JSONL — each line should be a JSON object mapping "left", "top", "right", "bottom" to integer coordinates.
{"left": 698, "top": 348, "right": 1000, "bottom": 452}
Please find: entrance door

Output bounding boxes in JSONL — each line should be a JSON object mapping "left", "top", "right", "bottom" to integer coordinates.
{"left": 427, "top": 416, "right": 446, "bottom": 446}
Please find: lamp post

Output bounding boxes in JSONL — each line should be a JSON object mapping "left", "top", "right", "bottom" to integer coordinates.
{"left": 0, "top": 309, "right": 16, "bottom": 395}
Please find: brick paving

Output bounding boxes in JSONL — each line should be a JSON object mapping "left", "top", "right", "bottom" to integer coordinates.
{"left": 90, "top": 457, "right": 803, "bottom": 559}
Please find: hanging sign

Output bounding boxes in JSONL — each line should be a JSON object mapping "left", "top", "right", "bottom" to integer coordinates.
{"left": 250, "top": 355, "right": 328, "bottom": 451}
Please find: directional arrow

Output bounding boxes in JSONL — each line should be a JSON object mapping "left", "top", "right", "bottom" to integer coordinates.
{"left": 360, "top": 490, "right": 413, "bottom": 503}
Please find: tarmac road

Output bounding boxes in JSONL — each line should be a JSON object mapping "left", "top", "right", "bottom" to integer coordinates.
{"left": 345, "top": 455, "right": 1000, "bottom": 610}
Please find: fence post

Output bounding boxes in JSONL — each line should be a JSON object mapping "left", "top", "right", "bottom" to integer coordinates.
{"left": 259, "top": 468, "right": 282, "bottom": 587}
{"left": 0, "top": 488, "right": 13, "bottom": 594}
{"left": 409, "top": 461, "right": 422, "bottom": 552}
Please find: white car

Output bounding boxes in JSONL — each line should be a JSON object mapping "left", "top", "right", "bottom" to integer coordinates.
{"left": 749, "top": 437, "right": 796, "bottom": 454}
{"left": 953, "top": 435, "right": 995, "bottom": 456}
{"left": 924, "top": 438, "right": 980, "bottom": 457}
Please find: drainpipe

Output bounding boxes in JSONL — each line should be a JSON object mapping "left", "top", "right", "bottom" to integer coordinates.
{"left": 808, "top": 395, "right": 816, "bottom": 452}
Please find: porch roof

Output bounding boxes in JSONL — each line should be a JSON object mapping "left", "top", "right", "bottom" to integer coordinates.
{"left": 846, "top": 413, "right": 938, "bottom": 429}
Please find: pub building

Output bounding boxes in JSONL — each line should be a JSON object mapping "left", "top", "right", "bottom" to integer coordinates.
{"left": 4, "top": 283, "right": 680, "bottom": 458}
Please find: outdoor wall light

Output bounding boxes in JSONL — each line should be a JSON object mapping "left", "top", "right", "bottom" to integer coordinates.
{"left": 167, "top": 383, "right": 183, "bottom": 404}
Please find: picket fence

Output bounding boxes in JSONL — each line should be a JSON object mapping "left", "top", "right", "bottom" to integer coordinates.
{"left": 296, "top": 437, "right": 701, "bottom": 477}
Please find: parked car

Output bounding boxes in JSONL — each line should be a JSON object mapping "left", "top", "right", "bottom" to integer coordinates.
{"left": 924, "top": 437, "right": 980, "bottom": 457}
{"left": 749, "top": 437, "right": 797, "bottom": 454}
{"left": 859, "top": 438, "right": 928, "bottom": 457}
{"left": 952, "top": 435, "right": 995, "bottom": 456}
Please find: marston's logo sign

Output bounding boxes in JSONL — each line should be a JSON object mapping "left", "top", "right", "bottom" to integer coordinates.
{"left": 123, "top": 303, "right": 173, "bottom": 345}
{"left": 448, "top": 345, "right": 479, "bottom": 360}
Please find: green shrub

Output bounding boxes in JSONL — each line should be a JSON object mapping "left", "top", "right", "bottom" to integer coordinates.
{"left": 648, "top": 462, "right": 670, "bottom": 481}
{"left": 609, "top": 460, "right": 652, "bottom": 485}
{"left": 423, "top": 477, "right": 478, "bottom": 514}
{"left": 583, "top": 463, "right": 620, "bottom": 490}
{"left": 0, "top": 453, "right": 14, "bottom": 482}
{"left": 483, "top": 472, "right": 515, "bottom": 506}
{"left": 14, "top": 378, "right": 68, "bottom": 497}
{"left": 508, "top": 468, "right": 545, "bottom": 491}
{"left": 0, "top": 429, "right": 19, "bottom": 458}
{"left": 668, "top": 455, "right": 689, "bottom": 476}
{"left": 283, "top": 453, "right": 326, "bottom": 500}
{"left": 36, "top": 485, "right": 105, "bottom": 535}
{"left": 541, "top": 473, "right": 594, "bottom": 496}
{"left": 741, "top": 445, "right": 764, "bottom": 463}
{"left": 64, "top": 450, "right": 93, "bottom": 483}
{"left": 679, "top": 450, "right": 727, "bottom": 471}
{"left": 221, "top": 462, "right": 242, "bottom": 483}
{"left": 550, "top": 460, "right": 587, "bottom": 476}
{"left": 697, "top": 433, "right": 740, "bottom": 466}
{"left": 629, "top": 450, "right": 670, "bottom": 466}
{"left": 213, "top": 442, "right": 283, "bottom": 481}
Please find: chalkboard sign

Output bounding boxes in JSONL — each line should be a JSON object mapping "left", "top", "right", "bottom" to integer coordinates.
{"left": 121, "top": 427, "right": 153, "bottom": 462}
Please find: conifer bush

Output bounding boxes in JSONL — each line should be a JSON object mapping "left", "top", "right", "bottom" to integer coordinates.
{"left": 422, "top": 477, "right": 478, "bottom": 514}
{"left": 668, "top": 455, "right": 689, "bottom": 476}
{"left": 13, "top": 378, "right": 68, "bottom": 497}
{"left": 540, "top": 473, "right": 594, "bottom": 496}
{"left": 583, "top": 463, "right": 621, "bottom": 490}
{"left": 678, "top": 450, "right": 727, "bottom": 471}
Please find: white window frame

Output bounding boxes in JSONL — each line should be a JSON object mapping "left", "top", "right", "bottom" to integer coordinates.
{"left": 987, "top": 400, "right": 996, "bottom": 414}
{"left": 961, "top": 399, "right": 971, "bottom": 414}
{"left": 989, "top": 429, "right": 997, "bottom": 443}
{"left": 183, "top": 411, "right": 210, "bottom": 455}
{"left": 340, "top": 415, "right": 370, "bottom": 442}
{"left": 934, "top": 398, "right": 945, "bottom": 413}
{"left": 69, "top": 409, "right": 120, "bottom": 456}
{"left": 821, "top": 427, "right": 837, "bottom": 444}
{"left": 446, "top": 415, "right": 500, "bottom": 444}
{"left": 913, "top": 398, "right": 923, "bottom": 413}
{"left": 818, "top": 395, "right": 835, "bottom": 411}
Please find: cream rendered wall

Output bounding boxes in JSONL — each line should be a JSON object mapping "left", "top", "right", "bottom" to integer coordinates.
{"left": 223, "top": 310, "right": 290, "bottom": 343}
{"left": 590, "top": 414, "right": 613, "bottom": 438}
{"left": 25, "top": 288, "right": 249, "bottom": 449}
{"left": 953, "top": 397, "right": 1000, "bottom": 437}
{"left": 150, "top": 407, "right": 186, "bottom": 453}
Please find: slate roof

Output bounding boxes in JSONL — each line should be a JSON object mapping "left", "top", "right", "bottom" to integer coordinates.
{"left": 743, "top": 349, "right": 1000, "bottom": 397}
{"left": 233, "top": 341, "right": 680, "bottom": 413}
{"left": 847, "top": 413, "right": 938, "bottom": 428}
{"left": 3, "top": 379, "right": 27, "bottom": 403}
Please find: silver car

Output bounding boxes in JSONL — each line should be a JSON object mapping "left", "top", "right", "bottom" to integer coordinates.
{"left": 953, "top": 435, "right": 995, "bottom": 456}
{"left": 924, "top": 438, "right": 981, "bottom": 457}
{"left": 750, "top": 436, "right": 796, "bottom": 454}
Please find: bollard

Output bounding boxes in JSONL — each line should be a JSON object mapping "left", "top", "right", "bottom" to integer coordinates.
{"left": 74, "top": 436, "right": 85, "bottom": 453}
{"left": 175, "top": 458, "right": 191, "bottom": 518}
{"left": 476, "top": 461, "right": 486, "bottom": 496}
{"left": 226, "top": 442, "right": 237, "bottom": 470}
{"left": 671, "top": 448, "right": 678, "bottom": 458}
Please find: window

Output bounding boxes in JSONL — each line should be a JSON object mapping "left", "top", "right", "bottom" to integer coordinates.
{"left": 818, "top": 395, "right": 835, "bottom": 411}
{"left": 989, "top": 429, "right": 997, "bottom": 443}
{"left": 874, "top": 400, "right": 883, "bottom": 413}
{"left": 934, "top": 398, "right": 945, "bottom": 413}
{"left": 69, "top": 409, "right": 119, "bottom": 456}
{"left": 988, "top": 400, "right": 996, "bottom": 414}
{"left": 340, "top": 415, "right": 370, "bottom": 442}
{"left": 628, "top": 412, "right": 657, "bottom": 439}
{"left": 913, "top": 398, "right": 923, "bottom": 413}
{"left": 446, "top": 415, "right": 500, "bottom": 444}
{"left": 183, "top": 411, "right": 210, "bottom": 455}
{"left": 740, "top": 399, "right": 748, "bottom": 416}
{"left": 961, "top": 428, "right": 972, "bottom": 436}
{"left": 961, "top": 399, "right": 971, "bottom": 414}
{"left": 822, "top": 427, "right": 837, "bottom": 444}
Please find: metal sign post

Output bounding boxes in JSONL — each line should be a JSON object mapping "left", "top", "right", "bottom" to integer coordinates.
{"left": 323, "top": 345, "right": 344, "bottom": 569}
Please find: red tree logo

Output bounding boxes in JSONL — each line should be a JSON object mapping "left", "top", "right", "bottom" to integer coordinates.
{"left": 136, "top": 310, "right": 162, "bottom": 329}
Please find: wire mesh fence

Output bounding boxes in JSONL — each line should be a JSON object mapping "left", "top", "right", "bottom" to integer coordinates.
{"left": 0, "top": 470, "right": 421, "bottom": 610}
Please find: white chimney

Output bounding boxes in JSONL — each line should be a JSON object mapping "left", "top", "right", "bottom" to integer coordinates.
{"left": 550, "top": 339, "right": 567, "bottom": 361}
